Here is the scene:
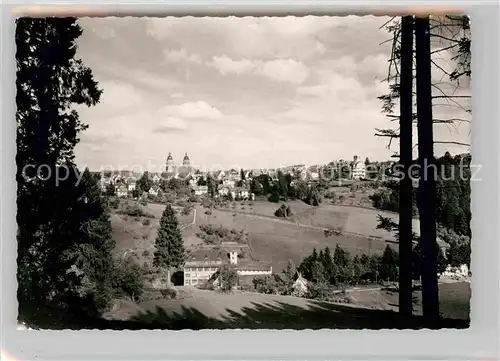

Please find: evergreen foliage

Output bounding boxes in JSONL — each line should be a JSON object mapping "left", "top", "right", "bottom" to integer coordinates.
{"left": 153, "top": 204, "right": 185, "bottom": 270}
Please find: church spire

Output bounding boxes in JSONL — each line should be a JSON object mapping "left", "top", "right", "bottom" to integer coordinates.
{"left": 183, "top": 152, "right": 190, "bottom": 165}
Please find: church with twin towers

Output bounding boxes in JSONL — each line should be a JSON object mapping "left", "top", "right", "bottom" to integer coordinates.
{"left": 164, "top": 152, "right": 195, "bottom": 179}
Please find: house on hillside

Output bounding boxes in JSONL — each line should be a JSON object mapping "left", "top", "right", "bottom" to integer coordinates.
{"left": 307, "top": 165, "right": 320, "bottom": 181}
{"left": 116, "top": 184, "right": 128, "bottom": 198}
{"left": 100, "top": 177, "right": 111, "bottom": 192}
{"left": 183, "top": 246, "right": 272, "bottom": 287}
{"left": 151, "top": 173, "right": 161, "bottom": 184}
{"left": 213, "top": 170, "right": 223, "bottom": 180}
{"left": 149, "top": 185, "right": 160, "bottom": 197}
{"left": 234, "top": 187, "right": 250, "bottom": 200}
{"left": 292, "top": 272, "right": 308, "bottom": 297}
{"left": 441, "top": 264, "right": 469, "bottom": 278}
{"left": 188, "top": 178, "right": 196, "bottom": 187}
{"left": 127, "top": 179, "right": 137, "bottom": 192}
{"left": 352, "top": 155, "right": 366, "bottom": 180}
{"left": 228, "top": 169, "right": 241, "bottom": 181}
{"left": 223, "top": 179, "right": 236, "bottom": 188}
{"left": 193, "top": 185, "right": 208, "bottom": 196}
{"left": 111, "top": 174, "right": 122, "bottom": 185}
{"left": 218, "top": 186, "right": 231, "bottom": 197}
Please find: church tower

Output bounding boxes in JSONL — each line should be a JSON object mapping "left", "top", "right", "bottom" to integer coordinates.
{"left": 183, "top": 152, "right": 190, "bottom": 166}
{"left": 166, "top": 152, "right": 175, "bottom": 173}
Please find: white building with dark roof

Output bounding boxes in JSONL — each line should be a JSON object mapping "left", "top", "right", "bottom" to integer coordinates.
{"left": 183, "top": 244, "right": 272, "bottom": 287}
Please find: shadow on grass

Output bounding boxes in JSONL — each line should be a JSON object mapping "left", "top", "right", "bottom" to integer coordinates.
{"left": 65, "top": 299, "right": 469, "bottom": 330}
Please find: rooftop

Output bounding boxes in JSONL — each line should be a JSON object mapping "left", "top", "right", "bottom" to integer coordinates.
{"left": 235, "top": 260, "right": 272, "bottom": 272}
{"left": 184, "top": 245, "right": 267, "bottom": 272}
{"left": 185, "top": 248, "right": 226, "bottom": 265}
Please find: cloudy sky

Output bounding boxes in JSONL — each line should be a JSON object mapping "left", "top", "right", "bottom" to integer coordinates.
{"left": 74, "top": 16, "right": 471, "bottom": 172}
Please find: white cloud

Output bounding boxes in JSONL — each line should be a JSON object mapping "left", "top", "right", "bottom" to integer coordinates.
{"left": 156, "top": 101, "right": 223, "bottom": 120}
{"left": 257, "top": 59, "right": 310, "bottom": 84}
{"left": 75, "top": 16, "right": 469, "bottom": 171}
{"left": 209, "top": 55, "right": 310, "bottom": 84}
{"left": 96, "top": 64, "right": 181, "bottom": 91}
{"left": 153, "top": 116, "right": 188, "bottom": 132}
{"left": 146, "top": 16, "right": 374, "bottom": 61}
{"left": 298, "top": 72, "right": 367, "bottom": 102}
{"left": 163, "top": 48, "right": 202, "bottom": 64}
{"left": 210, "top": 56, "right": 256, "bottom": 75}
{"left": 359, "top": 53, "right": 390, "bottom": 80}
{"left": 98, "top": 80, "right": 143, "bottom": 109}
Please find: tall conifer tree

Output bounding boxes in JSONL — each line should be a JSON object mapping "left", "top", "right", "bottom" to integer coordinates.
{"left": 153, "top": 205, "right": 185, "bottom": 286}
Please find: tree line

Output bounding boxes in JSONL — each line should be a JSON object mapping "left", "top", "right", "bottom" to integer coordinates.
{"left": 370, "top": 152, "right": 471, "bottom": 237}
{"left": 250, "top": 236, "right": 471, "bottom": 301}
{"left": 250, "top": 172, "right": 321, "bottom": 206}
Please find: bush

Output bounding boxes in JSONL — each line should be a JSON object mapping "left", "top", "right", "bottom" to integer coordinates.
{"left": 117, "top": 203, "right": 154, "bottom": 218}
{"left": 203, "top": 234, "right": 219, "bottom": 245}
{"left": 253, "top": 275, "right": 280, "bottom": 294}
{"left": 324, "top": 191, "right": 337, "bottom": 202}
{"left": 274, "top": 204, "right": 292, "bottom": 218}
{"left": 142, "top": 218, "right": 151, "bottom": 226}
{"left": 113, "top": 260, "right": 144, "bottom": 301}
{"left": 219, "top": 265, "right": 238, "bottom": 292}
{"left": 268, "top": 191, "right": 280, "bottom": 203}
{"left": 108, "top": 197, "right": 120, "bottom": 209}
{"left": 307, "top": 281, "right": 330, "bottom": 300}
{"left": 142, "top": 250, "right": 150, "bottom": 257}
{"left": 197, "top": 224, "right": 247, "bottom": 245}
{"left": 160, "top": 288, "right": 177, "bottom": 299}
{"left": 369, "top": 188, "right": 398, "bottom": 212}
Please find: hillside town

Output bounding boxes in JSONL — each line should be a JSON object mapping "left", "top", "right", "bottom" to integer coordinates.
{"left": 93, "top": 149, "right": 470, "bottom": 297}
{"left": 99, "top": 153, "right": 372, "bottom": 200}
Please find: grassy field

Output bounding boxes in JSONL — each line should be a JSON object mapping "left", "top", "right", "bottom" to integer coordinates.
{"left": 223, "top": 199, "right": 314, "bottom": 218}
{"left": 186, "top": 203, "right": 395, "bottom": 272}
{"left": 106, "top": 199, "right": 470, "bottom": 329}
{"left": 219, "top": 199, "right": 407, "bottom": 240}
{"left": 111, "top": 200, "right": 404, "bottom": 272}
{"left": 102, "top": 282, "right": 470, "bottom": 329}
{"left": 110, "top": 201, "right": 195, "bottom": 265}
{"left": 348, "top": 282, "right": 471, "bottom": 320}
{"left": 290, "top": 204, "right": 421, "bottom": 241}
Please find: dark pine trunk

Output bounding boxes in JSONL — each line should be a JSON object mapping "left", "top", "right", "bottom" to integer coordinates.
{"left": 398, "top": 15, "right": 414, "bottom": 317}
{"left": 415, "top": 16, "right": 440, "bottom": 327}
